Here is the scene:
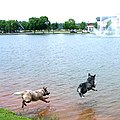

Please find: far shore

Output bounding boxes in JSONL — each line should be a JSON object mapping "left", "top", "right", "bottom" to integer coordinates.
{"left": 0, "top": 30, "right": 94, "bottom": 35}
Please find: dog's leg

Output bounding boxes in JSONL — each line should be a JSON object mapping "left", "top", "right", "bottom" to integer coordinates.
{"left": 22, "top": 100, "right": 27, "bottom": 108}
{"left": 91, "top": 88, "right": 97, "bottom": 91}
{"left": 40, "top": 97, "right": 50, "bottom": 103}
{"left": 78, "top": 92, "right": 82, "bottom": 97}
{"left": 43, "top": 97, "right": 49, "bottom": 99}
{"left": 82, "top": 94, "right": 85, "bottom": 98}
{"left": 78, "top": 92, "right": 85, "bottom": 98}
{"left": 22, "top": 101, "right": 24, "bottom": 108}
{"left": 77, "top": 87, "right": 82, "bottom": 97}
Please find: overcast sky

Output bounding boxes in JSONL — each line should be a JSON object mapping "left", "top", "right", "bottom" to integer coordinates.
{"left": 0, "top": 0, "right": 120, "bottom": 23}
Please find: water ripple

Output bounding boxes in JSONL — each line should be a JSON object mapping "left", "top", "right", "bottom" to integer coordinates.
{"left": 0, "top": 34, "right": 120, "bottom": 119}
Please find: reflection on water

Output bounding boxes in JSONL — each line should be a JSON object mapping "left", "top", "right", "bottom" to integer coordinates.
{"left": 78, "top": 108, "right": 96, "bottom": 120}
{"left": 0, "top": 34, "right": 120, "bottom": 120}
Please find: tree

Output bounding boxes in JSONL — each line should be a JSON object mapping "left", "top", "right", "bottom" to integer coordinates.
{"left": 68, "top": 19, "right": 76, "bottom": 30}
{"left": 20, "top": 21, "right": 29, "bottom": 30}
{"left": 63, "top": 18, "right": 76, "bottom": 30}
{"left": 12, "top": 20, "right": 19, "bottom": 32}
{"left": 63, "top": 21, "right": 69, "bottom": 30}
{"left": 39, "top": 16, "right": 51, "bottom": 33}
{"left": 5, "top": 20, "right": 19, "bottom": 33}
{"left": 29, "top": 17, "right": 39, "bottom": 33}
{"left": 79, "top": 22, "right": 87, "bottom": 31}
{"left": 6, "top": 20, "right": 12, "bottom": 33}
{"left": 51, "top": 22, "right": 58, "bottom": 33}
{"left": 0, "top": 20, "right": 6, "bottom": 33}
{"left": 93, "top": 22, "right": 98, "bottom": 29}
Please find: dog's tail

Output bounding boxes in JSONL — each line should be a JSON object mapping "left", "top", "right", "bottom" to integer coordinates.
{"left": 77, "top": 86, "right": 84, "bottom": 98}
{"left": 14, "top": 91, "right": 24, "bottom": 96}
{"left": 77, "top": 85, "right": 81, "bottom": 93}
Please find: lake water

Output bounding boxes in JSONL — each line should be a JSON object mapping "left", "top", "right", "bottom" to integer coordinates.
{"left": 0, "top": 34, "right": 120, "bottom": 120}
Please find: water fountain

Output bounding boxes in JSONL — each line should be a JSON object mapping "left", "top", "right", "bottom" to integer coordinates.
{"left": 95, "top": 14, "right": 120, "bottom": 37}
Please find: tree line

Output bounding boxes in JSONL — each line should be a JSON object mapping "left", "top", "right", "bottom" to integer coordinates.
{"left": 0, "top": 16, "right": 98, "bottom": 33}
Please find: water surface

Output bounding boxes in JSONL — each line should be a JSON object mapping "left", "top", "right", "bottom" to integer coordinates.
{"left": 0, "top": 34, "right": 120, "bottom": 120}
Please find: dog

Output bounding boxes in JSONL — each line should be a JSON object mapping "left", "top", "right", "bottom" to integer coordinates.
{"left": 77, "top": 73, "right": 97, "bottom": 98}
{"left": 14, "top": 87, "right": 50, "bottom": 108}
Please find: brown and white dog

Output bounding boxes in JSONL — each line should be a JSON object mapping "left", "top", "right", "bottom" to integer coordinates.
{"left": 14, "top": 87, "right": 50, "bottom": 108}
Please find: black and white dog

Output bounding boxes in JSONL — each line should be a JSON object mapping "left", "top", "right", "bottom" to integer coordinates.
{"left": 77, "top": 73, "right": 97, "bottom": 98}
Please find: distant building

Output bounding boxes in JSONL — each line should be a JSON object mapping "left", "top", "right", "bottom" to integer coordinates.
{"left": 87, "top": 23, "right": 95, "bottom": 32}
{"left": 96, "top": 16, "right": 117, "bottom": 29}
{"left": 96, "top": 15, "right": 120, "bottom": 29}
{"left": 96, "top": 14, "right": 120, "bottom": 34}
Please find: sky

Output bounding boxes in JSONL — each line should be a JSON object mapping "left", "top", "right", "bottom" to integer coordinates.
{"left": 0, "top": 0, "right": 120, "bottom": 23}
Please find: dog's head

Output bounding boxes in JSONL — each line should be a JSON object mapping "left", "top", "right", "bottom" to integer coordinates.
{"left": 87, "top": 73, "right": 96, "bottom": 87}
{"left": 42, "top": 87, "right": 50, "bottom": 96}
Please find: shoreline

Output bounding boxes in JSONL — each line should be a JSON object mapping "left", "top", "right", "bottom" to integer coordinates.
{"left": 0, "top": 108, "right": 31, "bottom": 120}
{"left": 0, "top": 31, "right": 94, "bottom": 35}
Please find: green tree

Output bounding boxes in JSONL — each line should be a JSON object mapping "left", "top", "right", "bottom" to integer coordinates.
{"left": 63, "top": 21, "right": 69, "bottom": 30}
{"left": 51, "top": 22, "right": 58, "bottom": 33}
{"left": 12, "top": 20, "right": 19, "bottom": 32}
{"left": 6, "top": 20, "right": 12, "bottom": 33}
{"left": 39, "top": 16, "right": 51, "bottom": 33}
{"left": 79, "top": 22, "right": 87, "bottom": 31}
{"left": 63, "top": 18, "right": 76, "bottom": 30}
{"left": 5, "top": 20, "right": 19, "bottom": 33}
{"left": 0, "top": 20, "right": 6, "bottom": 33}
{"left": 29, "top": 17, "right": 39, "bottom": 33}
{"left": 93, "top": 22, "right": 98, "bottom": 29}
{"left": 20, "top": 21, "right": 29, "bottom": 30}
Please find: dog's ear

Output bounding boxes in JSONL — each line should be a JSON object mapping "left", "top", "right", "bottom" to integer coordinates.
{"left": 88, "top": 73, "right": 91, "bottom": 76}
{"left": 43, "top": 87, "right": 47, "bottom": 90}
{"left": 94, "top": 74, "right": 96, "bottom": 77}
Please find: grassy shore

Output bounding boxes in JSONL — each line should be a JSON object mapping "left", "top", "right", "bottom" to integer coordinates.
{"left": 0, "top": 108, "right": 31, "bottom": 120}
{"left": 0, "top": 108, "right": 58, "bottom": 120}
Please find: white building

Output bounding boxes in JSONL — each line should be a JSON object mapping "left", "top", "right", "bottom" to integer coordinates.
{"left": 96, "top": 15, "right": 120, "bottom": 35}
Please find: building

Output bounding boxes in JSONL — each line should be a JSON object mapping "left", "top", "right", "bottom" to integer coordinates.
{"left": 87, "top": 23, "right": 95, "bottom": 32}
{"left": 96, "top": 15, "right": 120, "bottom": 35}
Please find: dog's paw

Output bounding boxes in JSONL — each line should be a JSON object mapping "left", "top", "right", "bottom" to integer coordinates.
{"left": 44, "top": 97, "right": 49, "bottom": 99}
{"left": 47, "top": 101, "right": 50, "bottom": 103}
{"left": 82, "top": 96, "right": 85, "bottom": 98}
